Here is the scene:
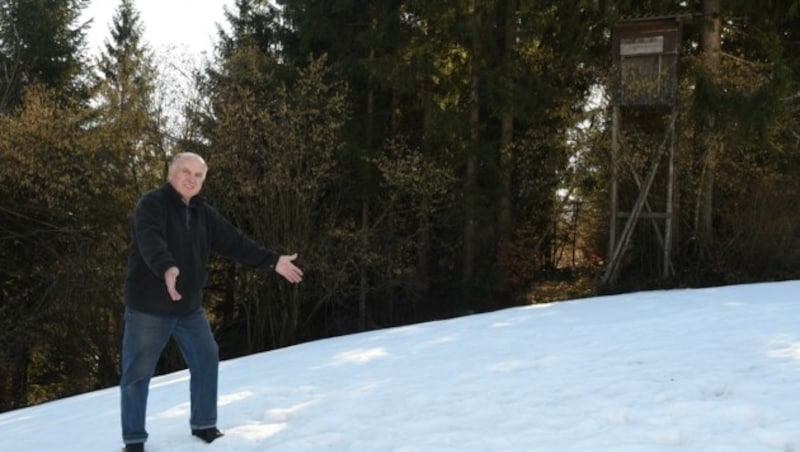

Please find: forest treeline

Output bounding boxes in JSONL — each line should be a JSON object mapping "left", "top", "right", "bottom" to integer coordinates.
{"left": 1, "top": 0, "right": 799, "bottom": 412}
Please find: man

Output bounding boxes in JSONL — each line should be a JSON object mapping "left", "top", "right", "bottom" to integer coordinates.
{"left": 120, "top": 152, "right": 303, "bottom": 452}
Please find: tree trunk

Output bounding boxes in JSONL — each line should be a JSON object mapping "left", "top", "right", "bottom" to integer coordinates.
{"left": 694, "top": 0, "right": 721, "bottom": 251}
{"left": 497, "top": 0, "right": 518, "bottom": 242}
{"left": 10, "top": 348, "right": 29, "bottom": 409}
{"left": 462, "top": 0, "right": 482, "bottom": 287}
{"left": 417, "top": 84, "right": 433, "bottom": 296}
{"left": 359, "top": 46, "right": 376, "bottom": 331}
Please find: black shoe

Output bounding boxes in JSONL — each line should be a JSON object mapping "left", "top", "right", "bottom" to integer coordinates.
{"left": 124, "top": 443, "right": 144, "bottom": 452}
{"left": 192, "top": 427, "right": 224, "bottom": 443}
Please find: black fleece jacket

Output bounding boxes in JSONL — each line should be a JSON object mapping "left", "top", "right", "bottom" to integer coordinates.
{"left": 124, "top": 183, "right": 279, "bottom": 316}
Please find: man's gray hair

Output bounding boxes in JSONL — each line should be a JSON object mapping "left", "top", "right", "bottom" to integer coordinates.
{"left": 170, "top": 152, "right": 207, "bottom": 169}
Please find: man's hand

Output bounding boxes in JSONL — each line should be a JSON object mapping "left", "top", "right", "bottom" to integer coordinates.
{"left": 275, "top": 253, "right": 303, "bottom": 283}
{"left": 165, "top": 266, "right": 182, "bottom": 301}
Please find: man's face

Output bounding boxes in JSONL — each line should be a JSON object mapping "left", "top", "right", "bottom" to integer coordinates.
{"left": 169, "top": 156, "right": 207, "bottom": 203}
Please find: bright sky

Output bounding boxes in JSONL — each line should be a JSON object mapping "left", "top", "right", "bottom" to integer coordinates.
{"left": 81, "top": 0, "right": 237, "bottom": 56}
{"left": 1, "top": 281, "right": 799, "bottom": 451}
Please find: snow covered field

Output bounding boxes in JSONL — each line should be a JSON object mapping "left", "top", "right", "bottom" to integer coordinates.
{"left": 1, "top": 281, "right": 798, "bottom": 451}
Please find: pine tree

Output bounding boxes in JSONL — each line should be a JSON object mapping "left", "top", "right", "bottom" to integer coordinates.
{"left": 0, "top": 0, "right": 90, "bottom": 111}
{"left": 94, "top": 0, "right": 164, "bottom": 195}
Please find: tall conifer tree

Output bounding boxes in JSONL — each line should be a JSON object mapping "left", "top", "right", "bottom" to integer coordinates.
{"left": 95, "top": 0, "right": 163, "bottom": 195}
{"left": 0, "top": 0, "right": 90, "bottom": 110}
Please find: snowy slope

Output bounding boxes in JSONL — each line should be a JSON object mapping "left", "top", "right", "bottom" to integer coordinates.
{"left": 1, "top": 281, "right": 798, "bottom": 451}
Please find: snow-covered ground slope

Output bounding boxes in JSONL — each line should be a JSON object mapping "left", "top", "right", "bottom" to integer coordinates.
{"left": 1, "top": 281, "right": 798, "bottom": 451}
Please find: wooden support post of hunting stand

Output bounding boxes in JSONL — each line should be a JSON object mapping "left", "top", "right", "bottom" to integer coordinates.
{"left": 603, "top": 111, "right": 677, "bottom": 286}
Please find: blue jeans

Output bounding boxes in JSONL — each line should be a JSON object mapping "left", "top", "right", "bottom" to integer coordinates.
{"left": 120, "top": 306, "right": 219, "bottom": 445}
